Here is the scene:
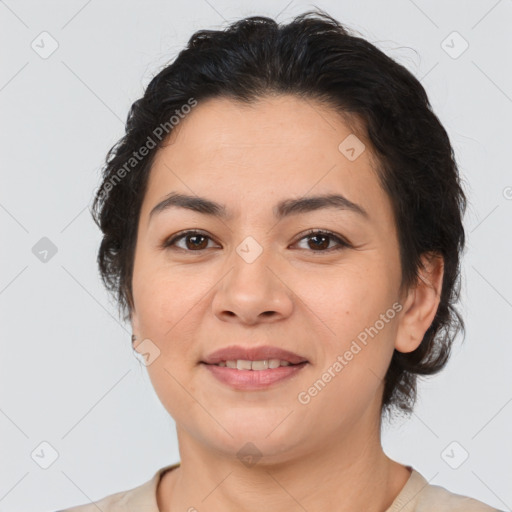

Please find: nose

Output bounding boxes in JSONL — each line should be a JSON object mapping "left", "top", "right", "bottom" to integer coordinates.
{"left": 211, "top": 247, "right": 294, "bottom": 326}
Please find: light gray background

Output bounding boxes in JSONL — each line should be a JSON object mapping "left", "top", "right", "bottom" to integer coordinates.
{"left": 1, "top": 1, "right": 511, "bottom": 511}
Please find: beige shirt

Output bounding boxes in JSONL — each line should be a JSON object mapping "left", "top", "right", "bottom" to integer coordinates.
{"left": 58, "top": 463, "right": 502, "bottom": 511}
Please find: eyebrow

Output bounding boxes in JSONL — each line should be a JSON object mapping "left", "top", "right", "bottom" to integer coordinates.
{"left": 148, "top": 191, "right": 369, "bottom": 224}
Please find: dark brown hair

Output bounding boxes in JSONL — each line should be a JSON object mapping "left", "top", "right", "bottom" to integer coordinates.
{"left": 90, "top": 9, "right": 467, "bottom": 420}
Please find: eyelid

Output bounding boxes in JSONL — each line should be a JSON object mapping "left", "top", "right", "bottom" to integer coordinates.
{"left": 159, "top": 229, "right": 219, "bottom": 251}
{"left": 292, "top": 228, "right": 351, "bottom": 251}
{"left": 161, "top": 229, "right": 351, "bottom": 252}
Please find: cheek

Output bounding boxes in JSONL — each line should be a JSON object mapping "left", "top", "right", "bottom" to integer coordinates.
{"left": 132, "top": 270, "right": 203, "bottom": 416}
{"left": 131, "top": 263, "right": 213, "bottom": 382}
{"left": 296, "top": 269, "right": 398, "bottom": 371}
{"left": 132, "top": 259, "right": 199, "bottom": 331}
{"left": 297, "top": 264, "right": 395, "bottom": 326}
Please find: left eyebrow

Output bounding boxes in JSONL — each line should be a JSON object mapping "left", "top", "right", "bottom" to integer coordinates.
{"left": 275, "top": 194, "right": 369, "bottom": 220}
{"left": 148, "top": 191, "right": 369, "bottom": 225}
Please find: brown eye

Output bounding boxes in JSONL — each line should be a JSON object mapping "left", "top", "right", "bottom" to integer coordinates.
{"left": 162, "top": 231, "right": 216, "bottom": 251}
{"left": 183, "top": 233, "right": 209, "bottom": 250}
{"left": 161, "top": 229, "right": 351, "bottom": 254}
{"left": 294, "top": 230, "right": 351, "bottom": 252}
{"left": 307, "top": 233, "right": 330, "bottom": 250}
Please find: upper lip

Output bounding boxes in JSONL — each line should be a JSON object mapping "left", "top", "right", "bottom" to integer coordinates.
{"left": 201, "top": 345, "right": 308, "bottom": 365}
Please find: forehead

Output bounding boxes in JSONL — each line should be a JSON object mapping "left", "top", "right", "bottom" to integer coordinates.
{"left": 162, "top": 94, "right": 368, "bottom": 160}
{"left": 141, "top": 94, "right": 390, "bottom": 225}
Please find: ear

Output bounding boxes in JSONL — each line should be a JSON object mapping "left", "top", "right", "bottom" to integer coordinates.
{"left": 394, "top": 252, "right": 444, "bottom": 353}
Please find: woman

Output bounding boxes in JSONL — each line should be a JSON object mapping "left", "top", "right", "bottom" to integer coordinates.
{"left": 59, "top": 9, "right": 500, "bottom": 512}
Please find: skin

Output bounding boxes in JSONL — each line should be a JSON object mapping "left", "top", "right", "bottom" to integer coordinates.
{"left": 130, "top": 94, "right": 444, "bottom": 512}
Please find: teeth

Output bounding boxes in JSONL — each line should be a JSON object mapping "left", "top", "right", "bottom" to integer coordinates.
{"left": 215, "top": 359, "right": 295, "bottom": 370}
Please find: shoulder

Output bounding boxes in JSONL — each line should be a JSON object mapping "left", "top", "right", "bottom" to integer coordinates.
{"left": 55, "top": 463, "right": 180, "bottom": 512}
{"left": 55, "top": 487, "right": 133, "bottom": 512}
{"left": 388, "top": 468, "right": 502, "bottom": 512}
{"left": 416, "top": 481, "right": 501, "bottom": 511}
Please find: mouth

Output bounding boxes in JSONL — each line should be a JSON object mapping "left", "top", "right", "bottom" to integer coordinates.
{"left": 199, "top": 345, "right": 309, "bottom": 389}
{"left": 201, "top": 360, "right": 308, "bottom": 390}
{"left": 201, "top": 359, "right": 307, "bottom": 370}
{"left": 201, "top": 344, "right": 309, "bottom": 367}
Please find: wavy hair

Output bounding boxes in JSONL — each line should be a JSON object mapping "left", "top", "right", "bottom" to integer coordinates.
{"left": 90, "top": 9, "right": 467, "bottom": 419}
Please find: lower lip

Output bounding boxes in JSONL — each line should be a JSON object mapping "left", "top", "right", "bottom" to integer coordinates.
{"left": 202, "top": 362, "right": 308, "bottom": 390}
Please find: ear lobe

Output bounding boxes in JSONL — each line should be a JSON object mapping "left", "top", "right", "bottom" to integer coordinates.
{"left": 394, "top": 252, "right": 444, "bottom": 354}
{"left": 130, "top": 308, "right": 140, "bottom": 341}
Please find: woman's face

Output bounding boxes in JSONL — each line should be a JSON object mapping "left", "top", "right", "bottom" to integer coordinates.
{"left": 130, "top": 95, "right": 420, "bottom": 461}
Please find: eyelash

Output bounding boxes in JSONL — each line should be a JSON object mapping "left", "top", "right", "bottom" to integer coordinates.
{"left": 160, "top": 229, "right": 351, "bottom": 254}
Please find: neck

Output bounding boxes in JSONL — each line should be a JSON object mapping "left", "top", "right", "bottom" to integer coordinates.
{"left": 157, "top": 418, "right": 411, "bottom": 512}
